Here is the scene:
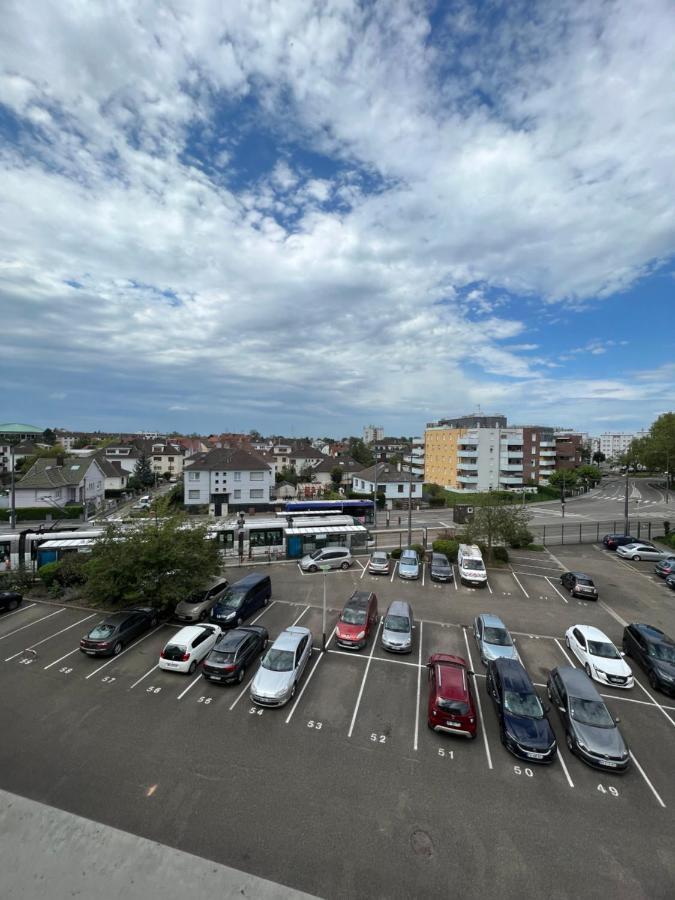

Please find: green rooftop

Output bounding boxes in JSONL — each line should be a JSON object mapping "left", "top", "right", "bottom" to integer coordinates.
{"left": 0, "top": 423, "right": 44, "bottom": 434}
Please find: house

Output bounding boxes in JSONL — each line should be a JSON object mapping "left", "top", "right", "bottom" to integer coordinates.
{"left": 273, "top": 480, "right": 298, "bottom": 500}
{"left": 371, "top": 438, "right": 411, "bottom": 462}
{"left": 14, "top": 455, "right": 106, "bottom": 514}
{"left": 272, "top": 441, "right": 323, "bottom": 473}
{"left": 351, "top": 464, "right": 423, "bottom": 508}
{"left": 311, "top": 456, "right": 363, "bottom": 489}
{"left": 183, "top": 448, "right": 274, "bottom": 516}
{"left": 94, "top": 456, "right": 129, "bottom": 494}
{"left": 134, "top": 440, "right": 186, "bottom": 479}
{"left": 101, "top": 444, "right": 141, "bottom": 475}
{"left": 169, "top": 436, "right": 210, "bottom": 457}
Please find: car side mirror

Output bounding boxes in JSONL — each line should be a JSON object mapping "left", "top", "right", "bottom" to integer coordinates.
{"left": 613, "top": 716, "right": 621, "bottom": 724}
{"left": 467, "top": 670, "right": 475, "bottom": 676}
{"left": 620, "top": 651, "right": 626, "bottom": 657}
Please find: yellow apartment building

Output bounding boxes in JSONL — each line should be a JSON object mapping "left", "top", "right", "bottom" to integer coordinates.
{"left": 424, "top": 426, "right": 467, "bottom": 488}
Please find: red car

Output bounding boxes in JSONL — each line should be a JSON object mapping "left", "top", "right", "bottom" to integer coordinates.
{"left": 427, "top": 654, "right": 477, "bottom": 738}
{"left": 335, "top": 591, "right": 378, "bottom": 650}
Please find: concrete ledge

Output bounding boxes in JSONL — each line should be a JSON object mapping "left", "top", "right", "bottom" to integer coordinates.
{"left": 0, "top": 788, "right": 319, "bottom": 900}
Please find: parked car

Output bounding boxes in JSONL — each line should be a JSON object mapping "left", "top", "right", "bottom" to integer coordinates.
{"left": 79, "top": 607, "right": 159, "bottom": 657}
{"left": 616, "top": 542, "right": 667, "bottom": 562}
{"left": 159, "top": 624, "right": 221, "bottom": 674}
{"left": 250, "top": 626, "right": 312, "bottom": 707}
{"left": 666, "top": 573, "right": 675, "bottom": 591}
{"left": 299, "top": 547, "right": 352, "bottom": 573}
{"left": 486, "top": 657, "right": 556, "bottom": 763}
{"left": 209, "top": 573, "right": 271, "bottom": 627}
{"left": 0, "top": 590, "right": 22, "bottom": 613}
{"left": 602, "top": 534, "right": 637, "bottom": 550}
{"left": 174, "top": 579, "right": 230, "bottom": 623}
{"left": 473, "top": 613, "right": 519, "bottom": 665}
{"left": 398, "top": 549, "right": 420, "bottom": 580}
{"left": 381, "top": 600, "right": 414, "bottom": 653}
{"left": 368, "top": 551, "right": 390, "bottom": 575}
{"left": 430, "top": 552, "right": 453, "bottom": 583}
{"left": 336, "top": 591, "right": 379, "bottom": 650}
{"left": 654, "top": 557, "right": 675, "bottom": 578}
{"left": 565, "top": 624, "right": 634, "bottom": 688}
{"left": 560, "top": 571, "right": 598, "bottom": 600}
{"left": 457, "top": 544, "right": 487, "bottom": 587}
{"left": 622, "top": 623, "right": 675, "bottom": 695}
{"left": 547, "top": 666, "right": 629, "bottom": 771}
{"left": 427, "top": 654, "right": 477, "bottom": 738}
{"left": 202, "top": 625, "right": 268, "bottom": 685}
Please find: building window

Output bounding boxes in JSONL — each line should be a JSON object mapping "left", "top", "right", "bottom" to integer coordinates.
{"left": 168, "top": 457, "right": 174, "bottom": 462}
{"left": 188, "top": 490, "right": 200, "bottom": 500}
{"left": 398, "top": 484, "right": 404, "bottom": 493}
{"left": 249, "top": 528, "right": 283, "bottom": 547}
{"left": 234, "top": 471, "right": 242, "bottom": 481}
{"left": 233, "top": 489, "right": 241, "bottom": 499}
{"left": 250, "top": 471, "right": 264, "bottom": 481}
{"left": 188, "top": 472, "right": 200, "bottom": 481}
{"left": 249, "top": 489, "right": 264, "bottom": 499}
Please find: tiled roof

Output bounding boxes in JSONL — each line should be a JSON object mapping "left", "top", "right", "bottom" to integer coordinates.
{"left": 354, "top": 465, "right": 422, "bottom": 483}
{"left": 312, "top": 456, "right": 362, "bottom": 474}
{"left": 17, "top": 456, "right": 101, "bottom": 489}
{"left": 183, "top": 448, "right": 271, "bottom": 472}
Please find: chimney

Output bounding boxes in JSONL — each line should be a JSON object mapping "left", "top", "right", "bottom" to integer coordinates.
{"left": 56, "top": 454, "right": 64, "bottom": 467}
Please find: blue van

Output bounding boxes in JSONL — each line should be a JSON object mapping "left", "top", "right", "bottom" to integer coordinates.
{"left": 209, "top": 573, "right": 272, "bottom": 627}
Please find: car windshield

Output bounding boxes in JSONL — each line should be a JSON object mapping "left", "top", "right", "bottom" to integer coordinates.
{"left": 372, "top": 554, "right": 387, "bottom": 563}
{"left": 569, "top": 696, "right": 614, "bottom": 728}
{"left": 649, "top": 643, "right": 675, "bottom": 663}
{"left": 437, "top": 698, "right": 469, "bottom": 715}
{"left": 219, "top": 590, "right": 246, "bottom": 609}
{"left": 88, "top": 623, "right": 116, "bottom": 639}
{"left": 262, "top": 648, "right": 294, "bottom": 671}
{"left": 483, "top": 627, "right": 512, "bottom": 646}
{"left": 185, "top": 590, "right": 208, "bottom": 604}
{"left": 503, "top": 690, "right": 544, "bottom": 718}
{"left": 433, "top": 558, "right": 450, "bottom": 568}
{"left": 465, "top": 559, "right": 485, "bottom": 571}
{"left": 401, "top": 554, "right": 417, "bottom": 565}
{"left": 341, "top": 608, "right": 367, "bottom": 625}
{"left": 162, "top": 644, "right": 186, "bottom": 661}
{"left": 384, "top": 615, "right": 410, "bottom": 633}
{"left": 587, "top": 640, "right": 621, "bottom": 659}
{"left": 208, "top": 650, "right": 234, "bottom": 664}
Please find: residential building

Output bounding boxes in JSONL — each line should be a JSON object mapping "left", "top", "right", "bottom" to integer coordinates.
{"left": 371, "top": 437, "right": 411, "bottom": 462}
{"left": 0, "top": 441, "right": 41, "bottom": 475}
{"left": 427, "top": 414, "right": 507, "bottom": 430}
{"left": 101, "top": 444, "right": 141, "bottom": 475}
{"left": 14, "top": 455, "right": 105, "bottom": 513}
{"left": 351, "top": 464, "right": 423, "bottom": 506}
{"left": 271, "top": 442, "right": 323, "bottom": 473}
{"left": 401, "top": 437, "right": 424, "bottom": 479}
{"left": 183, "top": 448, "right": 274, "bottom": 516}
{"left": 311, "top": 456, "right": 363, "bottom": 489}
{"left": 0, "top": 424, "right": 45, "bottom": 476}
{"left": 554, "top": 433, "right": 584, "bottom": 470}
{"left": 363, "top": 425, "right": 384, "bottom": 444}
{"left": 95, "top": 457, "right": 129, "bottom": 494}
{"left": 424, "top": 425, "right": 467, "bottom": 486}
{"left": 135, "top": 440, "right": 185, "bottom": 479}
{"left": 593, "top": 430, "right": 649, "bottom": 460}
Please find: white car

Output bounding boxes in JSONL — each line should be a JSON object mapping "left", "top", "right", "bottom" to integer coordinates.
{"left": 565, "top": 625, "right": 634, "bottom": 689}
{"left": 616, "top": 542, "right": 667, "bottom": 562}
{"left": 159, "top": 624, "right": 222, "bottom": 674}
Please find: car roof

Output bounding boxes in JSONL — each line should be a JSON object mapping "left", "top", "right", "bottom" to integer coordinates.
{"left": 480, "top": 613, "right": 507, "bottom": 629}
{"left": 385, "top": 600, "right": 411, "bottom": 617}
{"left": 273, "top": 626, "right": 311, "bottom": 650}
{"left": 214, "top": 629, "right": 250, "bottom": 650}
{"left": 553, "top": 665, "right": 602, "bottom": 700}
{"left": 633, "top": 623, "right": 672, "bottom": 644}
{"left": 170, "top": 624, "right": 215, "bottom": 642}
{"left": 401, "top": 549, "right": 418, "bottom": 558}
{"left": 372, "top": 551, "right": 388, "bottom": 558}
{"left": 231, "top": 572, "right": 268, "bottom": 588}
{"left": 432, "top": 553, "right": 449, "bottom": 563}
{"left": 434, "top": 657, "right": 470, "bottom": 699}
{"left": 573, "top": 624, "right": 612, "bottom": 641}
{"left": 569, "top": 572, "right": 592, "bottom": 579}
{"left": 492, "top": 657, "right": 533, "bottom": 689}
{"left": 95, "top": 612, "right": 131, "bottom": 624}
{"left": 344, "top": 591, "right": 373, "bottom": 611}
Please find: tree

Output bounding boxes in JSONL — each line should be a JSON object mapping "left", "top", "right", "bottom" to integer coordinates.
{"left": 592, "top": 451, "right": 606, "bottom": 465}
{"left": 462, "top": 497, "right": 532, "bottom": 560}
{"left": 547, "top": 470, "right": 579, "bottom": 491}
{"left": 276, "top": 465, "right": 298, "bottom": 486}
{"left": 576, "top": 465, "right": 602, "bottom": 487}
{"left": 349, "top": 438, "right": 374, "bottom": 467}
{"left": 42, "top": 428, "right": 56, "bottom": 445}
{"left": 133, "top": 451, "right": 154, "bottom": 487}
{"left": 330, "top": 466, "right": 344, "bottom": 490}
{"left": 627, "top": 413, "right": 675, "bottom": 474}
{"left": 297, "top": 465, "right": 317, "bottom": 484}
{"left": 84, "top": 516, "right": 221, "bottom": 610}
{"left": 73, "top": 437, "right": 91, "bottom": 449}
{"left": 579, "top": 444, "right": 591, "bottom": 463}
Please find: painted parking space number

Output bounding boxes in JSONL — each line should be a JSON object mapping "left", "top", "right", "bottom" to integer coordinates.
{"left": 514, "top": 765, "right": 534, "bottom": 777}
{"left": 101, "top": 676, "right": 116, "bottom": 684}
{"left": 197, "top": 696, "right": 213, "bottom": 704}
{"left": 370, "top": 733, "right": 386, "bottom": 743}
{"left": 249, "top": 707, "right": 263, "bottom": 716}
{"left": 307, "top": 720, "right": 323, "bottom": 730}
{"left": 59, "top": 666, "right": 73, "bottom": 674}
{"left": 597, "top": 784, "right": 619, "bottom": 797}
{"left": 146, "top": 686, "right": 161, "bottom": 693}
{"left": 438, "top": 748, "right": 454, "bottom": 759}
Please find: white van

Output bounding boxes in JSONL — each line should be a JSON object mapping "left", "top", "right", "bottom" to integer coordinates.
{"left": 457, "top": 544, "right": 487, "bottom": 587}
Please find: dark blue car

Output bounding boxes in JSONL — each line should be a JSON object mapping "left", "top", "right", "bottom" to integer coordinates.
{"left": 486, "top": 657, "right": 557, "bottom": 764}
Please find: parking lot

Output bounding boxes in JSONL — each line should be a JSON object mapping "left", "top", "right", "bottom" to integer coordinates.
{"left": 1, "top": 543, "right": 674, "bottom": 898}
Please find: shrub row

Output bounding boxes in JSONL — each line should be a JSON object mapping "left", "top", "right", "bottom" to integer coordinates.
{"left": 0, "top": 505, "right": 83, "bottom": 522}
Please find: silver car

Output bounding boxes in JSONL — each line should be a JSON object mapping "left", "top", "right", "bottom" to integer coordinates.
{"left": 299, "top": 547, "right": 352, "bottom": 573}
{"left": 368, "top": 551, "right": 390, "bottom": 575}
{"left": 381, "top": 600, "right": 414, "bottom": 653}
{"left": 473, "top": 614, "right": 519, "bottom": 665}
{"left": 616, "top": 542, "right": 667, "bottom": 562}
{"left": 174, "top": 580, "right": 230, "bottom": 623}
{"left": 250, "top": 626, "right": 313, "bottom": 707}
{"left": 398, "top": 549, "right": 420, "bottom": 580}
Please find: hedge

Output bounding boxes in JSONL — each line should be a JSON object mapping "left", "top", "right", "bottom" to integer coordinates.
{"left": 431, "top": 539, "right": 459, "bottom": 562}
{"left": 492, "top": 546, "right": 509, "bottom": 563}
{"left": 0, "top": 505, "right": 83, "bottom": 522}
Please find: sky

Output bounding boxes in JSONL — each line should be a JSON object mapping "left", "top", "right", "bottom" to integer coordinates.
{"left": 1, "top": 0, "right": 674, "bottom": 439}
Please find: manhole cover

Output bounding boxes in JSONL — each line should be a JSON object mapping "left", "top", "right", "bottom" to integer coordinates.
{"left": 410, "top": 829, "right": 434, "bottom": 858}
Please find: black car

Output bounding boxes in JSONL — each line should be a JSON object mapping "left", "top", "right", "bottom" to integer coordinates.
{"left": 602, "top": 534, "right": 637, "bottom": 550}
{"left": 429, "top": 553, "right": 453, "bottom": 582}
{"left": 622, "top": 623, "right": 675, "bottom": 695}
{"left": 547, "top": 666, "right": 629, "bottom": 772}
{"left": 486, "top": 657, "right": 556, "bottom": 764}
{"left": 560, "top": 571, "right": 598, "bottom": 600}
{"left": 666, "top": 574, "right": 675, "bottom": 592}
{"left": 209, "top": 573, "right": 272, "bottom": 627}
{"left": 202, "top": 625, "right": 268, "bottom": 684}
{"left": 0, "top": 590, "right": 23, "bottom": 612}
{"left": 80, "top": 607, "right": 159, "bottom": 656}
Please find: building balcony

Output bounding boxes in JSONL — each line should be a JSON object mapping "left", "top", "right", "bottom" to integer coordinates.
{"left": 457, "top": 450, "right": 479, "bottom": 459}
{"left": 499, "top": 475, "right": 523, "bottom": 485}
{"left": 457, "top": 461, "right": 478, "bottom": 470}
{"left": 540, "top": 449, "right": 556, "bottom": 457}
{"left": 500, "top": 451, "right": 522, "bottom": 459}
{"left": 500, "top": 464, "right": 523, "bottom": 472}
{"left": 457, "top": 473, "right": 479, "bottom": 484}
{"left": 540, "top": 441, "right": 555, "bottom": 448}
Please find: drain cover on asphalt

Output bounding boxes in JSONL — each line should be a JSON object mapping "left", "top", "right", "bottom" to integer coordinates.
{"left": 410, "top": 829, "right": 434, "bottom": 858}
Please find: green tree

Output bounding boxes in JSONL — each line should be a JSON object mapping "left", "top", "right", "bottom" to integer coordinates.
{"left": 579, "top": 444, "right": 591, "bottom": 463}
{"left": 462, "top": 498, "right": 532, "bottom": 560}
{"left": 297, "top": 465, "right": 317, "bottom": 484}
{"left": 42, "top": 428, "right": 56, "bottom": 445}
{"left": 592, "top": 451, "right": 606, "bottom": 465}
{"left": 73, "top": 437, "right": 91, "bottom": 449}
{"left": 276, "top": 465, "right": 298, "bottom": 486}
{"left": 330, "top": 466, "right": 344, "bottom": 490}
{"left": 349, "top": 438, "right": 374, "bottom": 467}
{"left": 576, "top": 465, "right": 602, "bottom": 487}
{"left": 84, "top": 516, "right": 221, "bottom": 610}
{"left": 133, "top": 451, "right": 155, "bottom": 487}
{"left": 548, "top": 469, "right": 579, "bottom": 491}
{"left": 628, "top": 413, "right": 675, "bottom": 475}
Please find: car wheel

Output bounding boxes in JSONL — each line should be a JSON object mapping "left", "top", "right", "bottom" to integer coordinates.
{"left": 585, "top": 663, "right": 592, "bottom": 678}
{"left": 649, "top": 670, "right": 659, "bottom": 690}
{"left": 198, "top": 610, "right": 207, "bottom": 621}
{"left": 341, "top": 561, "right": 350, "bottom": 570}
{"left": 188, "top": 660, "right": 197, "bottom": 675}
{"left": 112, "top": 641, "right": 123, "bottom": 656}
{"left": 632, "top": 555, "right": 641, "bottom": 561}
{"left": 8, "top": 599, "right": 19, "bottom": 611}
{"left": 309, "top": 565, "right": 318, "bottom": 573}
{"left": 237, "top": 668, "right": 245, "bottom": 684}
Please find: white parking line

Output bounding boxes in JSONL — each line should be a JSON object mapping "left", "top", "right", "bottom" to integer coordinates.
{"left": 355, "top": 559, "right": 366, "bottom": 572}
{"left": 228, "top": 672, "right": 256, "bottom": 710}
{"left": 249, "top": 600, "right": 277, "bottom": 625}
{"left": 347, "top": 620, "right": 383, "bottom": 738}
{"left": 462, "top": 627, "right": 493, "bottom": 770}
{"left": 5, "top": 613, "right": 97, "bottom": 661}
{"left": 85, "top": 624, "right": 166, "bottom": 679}
{"left": 452, "top": 566, "right": 458, "bottom": 590}
{"left": 43, "top": 647, "right": 81, "bottom": 670}
{"left": 421, "top": 563, "right": 425, "bottom": 588}
{"left": 630, "top": 750, "right": 666, "bottom": 808}
{"left": 285, "top": 651, "right": 325, "bottom": 724}
{"left": 486, "top": 578, "right": 493, "bottom": 595}
{"left": 290, "top": 605, "right": 310, "bottom": 627}
{"left": 543, "top": 549, "right": 566, "bottom": 570}
{"left": 438, "top": 521, "right": 451, "bottom": 528}
{"left": 328, "top": 648, "right": 419, "bottom": 667}
{"left": 413, "top": 621, "right": 423, "bottom": 751}
{"left": 634, "top": 679, "right": 675, "bottom": 730}
{"left": 554, "top": 638, "right": 577, "bottom": 668}
{"left": 510, "top": 557, "right": 560, "bottom": 566}
{"left": 324, "top": 624, "right": 337, "bottom": 651}
{"left": 390, "top": 561, "right": 398, "bottom": 583}
{"left": 360, "top": 563, "right": 368, "bottom": 580}
{"left": 556, "top": 748, "right": 575, "bottom": 788}
{"left": 297, "top": 564, "right": 305, "bottom": 576}
{"left": 0, "top": 602, "right": 37, "bottom": 620}
{"left": 177, "top": 673, "right": 203, "bottom": 700}
{"left": 545, "top": 577, "right": 569, "bottom": 605}
{"left": 129, "top": 663, "right": 159, "bottom": 690}
{"left": 598, "top": 601, "right": 628, "bottom": 628}
{"left": 0, "top": 607, "right": 65, "bottom": 642}
{"left": 511, "top": 571, "right": 529, "bottom": 598}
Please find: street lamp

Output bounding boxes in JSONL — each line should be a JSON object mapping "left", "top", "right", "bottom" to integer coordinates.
{"left": 623, "top": 470, "right": 630, "bottom": 536}
{"left": 406, "top": 448, "right": 413, "bottom": 548}
{"left": 319, "top": 563, "right": 331, "bottom": 651}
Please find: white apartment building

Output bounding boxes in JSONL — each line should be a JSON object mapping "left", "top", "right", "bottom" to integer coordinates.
{"left": 455, "top": 426, "right": 556, "bottom": 492}
{"left": 183, "top": 448, "right": 273, "bottom": 516}
{"left": 401, "top": 437, "right": 425, "bottom": 479}
{"left": 351, "top": 464, "right": 423, "bottom": 506}
{"left": 593, "top": 431, "right": 649, "bottom": 460}
{"left": 363, "top": 425, "right": 384, "bottom": 444}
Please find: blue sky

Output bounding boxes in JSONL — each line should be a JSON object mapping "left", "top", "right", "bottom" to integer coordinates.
{"left": 1, "top": 0, "right": 673, "bottom": 438}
